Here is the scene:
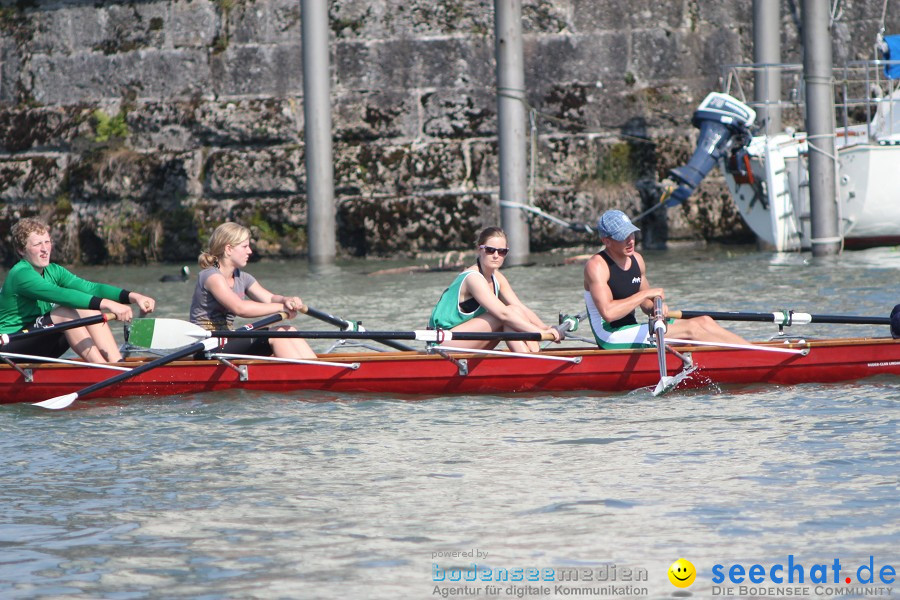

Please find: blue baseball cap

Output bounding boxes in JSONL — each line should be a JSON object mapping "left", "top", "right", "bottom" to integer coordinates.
{"left": 891, "top": 304, "right": 900, "bottom": 338}
{"left": 597, "top": 210, "right": 640, "bottom": 241}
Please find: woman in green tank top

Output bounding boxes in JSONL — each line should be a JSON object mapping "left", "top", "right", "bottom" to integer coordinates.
{"left": 428, "top": 227, "right": 560, "bottom": 352}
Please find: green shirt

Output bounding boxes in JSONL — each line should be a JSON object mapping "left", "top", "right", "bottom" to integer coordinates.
{"left": 428, "top": 271, "right": 499, "bottom": 330}
{"left": 0, "top": 260, "right": 127, "bottom": 333}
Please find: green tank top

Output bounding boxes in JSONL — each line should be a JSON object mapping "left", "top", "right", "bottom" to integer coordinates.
{"left": 428, "top": 271, "right": 499, "bottom": 329}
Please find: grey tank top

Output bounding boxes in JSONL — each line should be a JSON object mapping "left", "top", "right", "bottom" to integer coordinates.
{"left": 189, "top": 267, "right": 258, "bottom": 330}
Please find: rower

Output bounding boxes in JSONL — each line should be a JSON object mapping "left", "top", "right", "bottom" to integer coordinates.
{"left": 891, "top": 304, "right": 900, "bottom": 339}
{"left": 189, "top": 222, "right": 316, "bottom": 359}
{"left": 428, "top": 226, "right": 561, "bottom": 352}
{"left": 583, "top": 209, "right": 748, "bottom": 349}
{"left": 0, "top": 217, "right": 156, "bottom": 363}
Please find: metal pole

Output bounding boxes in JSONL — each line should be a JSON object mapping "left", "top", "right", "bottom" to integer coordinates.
{"left": 801, "top": 0, "right": 841, "bottom": 256}
{"left": 494, "top": 0, "right": 529, "bottom": 264}
{"left": 753, "top": 0, "right": 782, "bottom": 134}
{"left": 302, "top": 0, "right": 336, "bottom": 265}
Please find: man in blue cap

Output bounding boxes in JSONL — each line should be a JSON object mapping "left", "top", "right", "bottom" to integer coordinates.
{"left": 583, "top": 209, "right": 749, "bottom": 349}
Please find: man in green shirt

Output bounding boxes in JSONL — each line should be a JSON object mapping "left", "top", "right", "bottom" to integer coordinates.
{"left": 0, "top": 218, "right": 156, "bottom": 362}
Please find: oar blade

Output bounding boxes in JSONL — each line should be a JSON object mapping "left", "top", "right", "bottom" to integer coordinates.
{"left": 652, "top": 377, "right": 677, "bottom": 397}
{"left": 33, "top": 393, "right": 78, "bottom": 410}
{"left": 130, "top": 318, "right": 207, "bottom": 349}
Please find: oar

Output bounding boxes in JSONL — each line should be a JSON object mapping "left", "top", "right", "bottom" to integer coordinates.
{"left": 0, "top": 313, "right": 113, "bottom": 346}
{"left": 33, "top": 313, "right": 287, "bottom": 410}
{"left": 129, "top": 307, "right": 415, "bottom": 352}
{"left": 299, "top": 305, "right": 414, "bottom": 351}
{"left": 185, "top": 329, "right": 560, "bottom": 343}
{"left": 651, "top": 297, "right": 679, "bottom": 396}
{"left": 670, "top": 309, "right": 890, "bottom": 326}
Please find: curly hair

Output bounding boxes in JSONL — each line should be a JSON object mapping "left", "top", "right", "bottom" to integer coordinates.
{"left": 11, "top": 218, "right": 50, "bottom": 256}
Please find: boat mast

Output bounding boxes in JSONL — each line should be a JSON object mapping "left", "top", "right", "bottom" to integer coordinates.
{"left": 302, "top": 0, "right": 337, "bottom": 265}
{"left": 754, "top": 0, "right": 782, "bottom": 135}
{"left": 495, "top": 0, "right": 531, "bottom": 265}
{"left": 801, "top": 0, "right": 842, "bottom": 256}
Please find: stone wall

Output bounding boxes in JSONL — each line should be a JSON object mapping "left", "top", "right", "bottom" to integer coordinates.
{"left": 0, "top": 0, "right": 895, "bottom": 264}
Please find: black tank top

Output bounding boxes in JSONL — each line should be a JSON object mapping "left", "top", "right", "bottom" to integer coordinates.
{"left": 599, "top": 251, "right": 642, "bottom": 328}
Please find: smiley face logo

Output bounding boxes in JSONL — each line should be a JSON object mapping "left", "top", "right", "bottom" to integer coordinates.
{"left": 668, "top": 558, "right": 696, "bottom": 588}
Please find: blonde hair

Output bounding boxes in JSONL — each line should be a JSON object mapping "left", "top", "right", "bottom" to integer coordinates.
{"left": 11, "top": 218, "right": 50, "bottom": 256}
{"left": 198, "top": 222, "right": 251, "bottom": 269}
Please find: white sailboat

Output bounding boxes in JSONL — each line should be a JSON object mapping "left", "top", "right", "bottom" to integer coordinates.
{"left": 719, "top": 56, "right": 900, "bottom": 251}
{"left": 666, "top": 42, "right": 900, "bottom": 251}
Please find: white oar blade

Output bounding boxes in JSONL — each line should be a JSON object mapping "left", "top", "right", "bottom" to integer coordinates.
{"left": 652, "top": 376, "right": 678, "bottom": 397}
{"left": 130, "top": 319, "right": 208, "bottom": 349}
{"left": 651, "top": 365, "right": 698, "bottom": 396}
{"left": 33, "top": 393, "right": 78, "bottom": 410}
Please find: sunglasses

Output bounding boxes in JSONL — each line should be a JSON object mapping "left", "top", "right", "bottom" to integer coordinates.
{"left": 479, "top": 245, "right": 509, "bottom": 257}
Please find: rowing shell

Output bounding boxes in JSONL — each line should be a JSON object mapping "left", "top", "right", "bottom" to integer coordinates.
{"left": 2, "top": 337, "right": 899, "bottom": 406}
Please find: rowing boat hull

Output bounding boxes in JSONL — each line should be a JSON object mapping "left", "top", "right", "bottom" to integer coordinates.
{"left": 3, "top": 337, "right": 899, "bottom": 405}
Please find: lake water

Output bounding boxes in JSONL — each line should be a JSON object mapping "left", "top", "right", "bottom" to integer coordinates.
{"left": 1, "top": 245, "right": 899, "bottom": 599}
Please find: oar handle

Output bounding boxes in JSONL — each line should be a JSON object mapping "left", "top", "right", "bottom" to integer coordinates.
{"left": 205, "top": 329, "right": 556, "bottom": 342}
{"left": 300, "top": 305, "right": 353, "bottom": 329}
{"left": 300, "top": 305, "right": 415, "bottom": 351}
{"left": 671, "top": 309, "right": 890, "bottom": 326}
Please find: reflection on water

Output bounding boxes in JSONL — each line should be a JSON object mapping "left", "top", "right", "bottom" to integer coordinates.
{"left": 1, "top": 246, "right": 899, "bottom": 599}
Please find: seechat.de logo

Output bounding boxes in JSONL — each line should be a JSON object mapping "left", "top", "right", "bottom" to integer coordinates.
{"left": 668, "top": 558, "right": 697, "bottom": 588}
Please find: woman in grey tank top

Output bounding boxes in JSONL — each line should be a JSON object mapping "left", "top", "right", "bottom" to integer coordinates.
{"left": 189, "top": 222, "right": 316, "bottom": 359}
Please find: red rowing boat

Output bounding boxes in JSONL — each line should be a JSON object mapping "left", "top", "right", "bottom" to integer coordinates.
{"left": 2, "top": 336, "right": 899, "bottom": 406}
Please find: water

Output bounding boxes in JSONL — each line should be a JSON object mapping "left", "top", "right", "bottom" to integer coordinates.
{"left": 1, "top": 245, "right": 899, "bottom": 599}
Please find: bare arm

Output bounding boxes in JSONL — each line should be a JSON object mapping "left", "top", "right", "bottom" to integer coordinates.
{"left": 495, "top": 272, "right": 551, "bottom": 329}
{"left": 584, "top": 253, "right": 663, "bottom": 322}
{"left": 464, "top": 272, "right": 559, "bottom": 339}
{"left": 245, "top": 281, "right": 304, "bottom": 312}
{"left": 205, "top": 275, "right": 296, "bottom": 319}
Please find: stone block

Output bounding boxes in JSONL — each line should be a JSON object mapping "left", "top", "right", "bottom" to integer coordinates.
{"left": 0, "top": 156, "right": 68, "bottom": 202}
{"left": 333, "top": 141, "right": 470, "bottom": 197}
{"left": 333, "top": 90, "right": 419, "bottom": 141}
{"left": 203, "top": 147, "right": 305, "bottom": 197}
{"left": 525, "top": 33, "right": 629, "bottom": 93}
{"left": 66, "top": 149, "right": 200, "bottom": 205}
{"left": 337, "top": 192, "right": 495, "bottom": 256}
{"left": 210, "top": 43, "right": 303, "bottom": 97}
{"left": 230, "top": 0, "right": 301, "bottom": 45}
{"left": 334, "top": 37, "right": 494, "bottom": 91}
{"left": 421, "top": 88, "right": 496, "bottom": 138}
{"left": 571, "top": 0, "right": 685, "bottom": 31}
{"left": 0, "top": 106, "right": 92, "bottom": 153}
{"left": 28, "top": 49, "right": 211, "bottom": 105}
{"left": 170, "top": 0, "right": 219, "bottom": 48}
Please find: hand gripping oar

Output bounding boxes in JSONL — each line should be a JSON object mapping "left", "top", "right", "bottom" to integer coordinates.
{"left": 0, "top": 313, "right": 114, "bottom": 346}
{"left": 33, "top": 313, "right": 287, "bottom": 410}
{"left": 652, "top": 297, "right": 679, "bottom": 396}
{"left": 299, "top": 305, "right": 414, "bottom": 352}
{"left": 669, "top": 309, "right": 890, "bottom": 326}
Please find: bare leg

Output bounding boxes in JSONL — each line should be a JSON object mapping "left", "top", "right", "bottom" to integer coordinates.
{"left": 437, "top": 315, "right": 501, "bottom": 351}
{"left": 269, "top": 325, "right": 317, "bottom": 359}
{"left": 500, "top": 305, "right": 541, "bottom": 352}
{"left": 666, "top": 316, "right": 749, "bottom": 345}
{"left": 52, "top": 307, "right": 123, "bottom": 363}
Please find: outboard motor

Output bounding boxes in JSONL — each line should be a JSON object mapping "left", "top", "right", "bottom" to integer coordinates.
{"left": 666, "top": 93, "right": 756, "bottom": 206}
